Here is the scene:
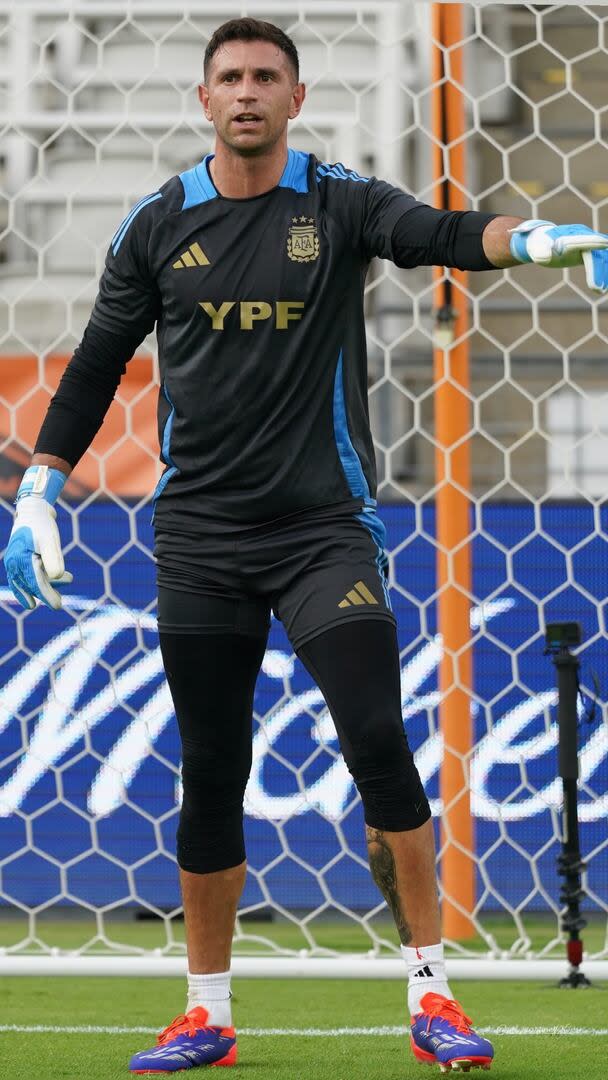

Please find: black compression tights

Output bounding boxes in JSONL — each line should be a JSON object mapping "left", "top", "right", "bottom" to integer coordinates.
{"left": 160, "top": 619, "right": 430, "bottom": 875}
{"left": 159, "top": 629, "right": 266, "bottom": 874}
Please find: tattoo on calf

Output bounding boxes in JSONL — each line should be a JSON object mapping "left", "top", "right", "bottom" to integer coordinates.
{"left": 366, "top": 827, "right": 412, "bottom": 944}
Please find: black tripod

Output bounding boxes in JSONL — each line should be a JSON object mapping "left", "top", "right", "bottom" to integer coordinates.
{"left": 545, "top": 622, "right": 591, "bottom": 988}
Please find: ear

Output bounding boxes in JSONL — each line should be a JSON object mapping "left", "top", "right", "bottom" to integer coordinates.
{"left": 198, "top": 83, "right": 212, "bottom": 122}
{"left": 288, "top": 82, "right": 306, "bottom": 121}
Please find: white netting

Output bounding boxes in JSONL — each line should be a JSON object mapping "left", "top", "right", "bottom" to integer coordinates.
{"left": 0, "top": 1, "right": 607, "bottom": 966}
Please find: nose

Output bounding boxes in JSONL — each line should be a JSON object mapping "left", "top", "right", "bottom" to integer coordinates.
{"left": 236, "top": 75, "right": 258, "bottom": 102}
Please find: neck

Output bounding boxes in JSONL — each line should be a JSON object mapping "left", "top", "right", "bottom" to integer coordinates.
{"left": 209, "top": 141, "right": 288, "bottom": 198}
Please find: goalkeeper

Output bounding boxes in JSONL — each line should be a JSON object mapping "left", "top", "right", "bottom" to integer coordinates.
{"left": 4, "top": 16, "right": 608, "bottom": 1075}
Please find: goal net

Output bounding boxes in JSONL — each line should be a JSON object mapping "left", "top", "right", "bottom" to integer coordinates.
{"left": 1, "top": 0, "right": 607, "bottom": 974}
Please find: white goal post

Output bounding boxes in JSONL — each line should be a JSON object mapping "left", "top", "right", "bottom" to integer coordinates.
{"left": 1, "top": 0, "right": 607, "bottom": 978}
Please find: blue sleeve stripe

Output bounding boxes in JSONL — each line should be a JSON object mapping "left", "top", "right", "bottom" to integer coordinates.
{"left": 111, "top": 194, "right": 151, "bottom": 245}
{"left": 111, "top": 191, "right": 161, "bottom": 246}
{"left": 317, "top": 163, "right": 370, "bottom": 184}
{"left": 111, "top": 192, "right": 162, "bottom": 254}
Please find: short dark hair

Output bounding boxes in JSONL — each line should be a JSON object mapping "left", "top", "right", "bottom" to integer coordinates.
{"left": 203, "top": 17, "right": 300, "bottom": 82}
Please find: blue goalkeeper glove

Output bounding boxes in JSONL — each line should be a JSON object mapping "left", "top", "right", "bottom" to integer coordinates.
{"left": 4, "top": 465, "right": 73, "bottom": 610}
{"left": 509, "top": 219, "right": 608, "bottom": 292}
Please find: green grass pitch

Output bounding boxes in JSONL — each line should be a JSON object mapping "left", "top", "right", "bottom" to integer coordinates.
{"left": 1, "top": 976, "right": 606, "bottom": 1080}
{"left": 1, "top": 915, "right": 606, "bottom": 1078}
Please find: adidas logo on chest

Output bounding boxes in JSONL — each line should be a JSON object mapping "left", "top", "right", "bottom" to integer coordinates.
{"left": 173, "top": 241, "right": 210, "bottom": 269}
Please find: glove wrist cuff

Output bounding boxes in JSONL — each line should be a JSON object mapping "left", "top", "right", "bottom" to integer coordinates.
{"left": 16, "top": 465, "right": 67, "bottom": 506}
{"left": 508, "top": 218, "right": 554, "bottom": 264}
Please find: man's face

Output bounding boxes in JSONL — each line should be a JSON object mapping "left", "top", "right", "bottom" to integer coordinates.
{"left": 199, "top": 39, "right": 305, "bottom": 155}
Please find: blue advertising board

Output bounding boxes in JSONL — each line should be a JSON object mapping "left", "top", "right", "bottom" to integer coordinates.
{"left": 0, "top": 502, "right": 606, "bottom": 915}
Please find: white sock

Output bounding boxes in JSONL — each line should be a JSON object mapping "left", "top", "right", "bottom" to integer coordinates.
{"left": 401, "top": 942, "right": 452, "bottom": 1016}
{"left": 186, "top": 970, "right": 232, "bottom": 1028}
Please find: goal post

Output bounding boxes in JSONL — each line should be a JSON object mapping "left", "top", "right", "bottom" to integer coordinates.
{"left": 431, "top": 0, "right": 476, "bottom": 942}
{"left": 1, "top": 1, "right": 607, "bottom": 976}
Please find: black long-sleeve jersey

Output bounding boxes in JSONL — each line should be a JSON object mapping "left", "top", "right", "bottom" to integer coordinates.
{"left": 36, "top": 149, "right": 496, "bottom": 529}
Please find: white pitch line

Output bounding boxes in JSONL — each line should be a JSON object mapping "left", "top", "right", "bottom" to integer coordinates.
{"left": 1, "top": 1024, "right": 607, "bottom": 1037}
{"left": 485, "top": 1026, "right": 608, "bottom": 1037}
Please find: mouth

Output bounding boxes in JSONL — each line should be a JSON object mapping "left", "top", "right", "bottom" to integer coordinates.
{"left": 232, "top": 113, "right": 263, "bottom": 128}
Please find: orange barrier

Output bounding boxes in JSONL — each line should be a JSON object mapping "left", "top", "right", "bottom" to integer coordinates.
{"left": 0, "top": 354, "right": 159, "bottom": 499}
{"left": 431, "top": 3, "right": 476, "bottom": 940}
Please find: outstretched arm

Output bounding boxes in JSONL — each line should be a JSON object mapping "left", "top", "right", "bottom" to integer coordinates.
{"left": 387, "top": 195, "right": 608, "bottom": 291}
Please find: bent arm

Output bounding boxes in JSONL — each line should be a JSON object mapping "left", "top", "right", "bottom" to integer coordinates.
{"left": 5, "top": 192, "right": 161, "bottom": 612}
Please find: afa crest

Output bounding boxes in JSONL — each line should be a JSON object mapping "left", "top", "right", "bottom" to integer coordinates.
{"left": 287, "top": 216, "right": 319, "bottom": 263}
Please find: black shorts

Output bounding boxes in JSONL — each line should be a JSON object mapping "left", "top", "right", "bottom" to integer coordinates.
{"left": 155, "top": 503, "right": 395, "bottom": 651}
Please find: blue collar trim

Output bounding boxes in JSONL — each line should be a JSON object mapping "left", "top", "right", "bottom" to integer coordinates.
{"left": 278, "top": 148, "right": 310, "bottom": 193}
{"left": 180, "top": 156, "right": 218, "bottom": 209}
{"left": 181, "top": 149, "right": 309, "bottom": 206}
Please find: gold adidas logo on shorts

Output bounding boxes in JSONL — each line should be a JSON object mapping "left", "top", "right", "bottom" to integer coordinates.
{"left": 338, "top": 581, "right": 378, "bottom": 608}
{"left": 172, "top": 242, "right": 210, "bottom": 269}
